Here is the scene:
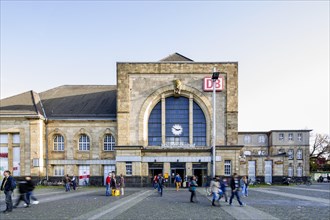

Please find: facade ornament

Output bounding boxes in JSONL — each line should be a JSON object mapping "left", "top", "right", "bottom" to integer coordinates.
{"left": 173, "top": 79, "right": 182, "bottom": 96}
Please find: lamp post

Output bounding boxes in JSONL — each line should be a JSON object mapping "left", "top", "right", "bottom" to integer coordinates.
{"left": 212, "top": 67, "right": 219, "bottom": 178}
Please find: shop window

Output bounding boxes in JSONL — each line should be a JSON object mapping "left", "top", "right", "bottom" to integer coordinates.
{"left": 288, "top": 149, "right": 294, "bottom": 160}
{"left": 297, "top": 149, "right": 303, "bottom": 160}
{"left": 54, "top": 166, "right": 64, "bottom": 176}
{"left": 224, "top": 160, "right": 231, "bottom": 176}
{"left": 288, "top": 133, "right": 293, "bottom": 141}
{"left": 54, "top": 135, "right": 64, "bottom": 151}
{"left": 79, "top": 134, "right": 90, "bottom": 151}
{"left": 279, "top": 133, "right": 284, "bottom": 141}
{"left": 126, "top": 162, "right": 132, "bottom": 176}
{"left": 104, "top": 134, "right": 115, "bottom": 151}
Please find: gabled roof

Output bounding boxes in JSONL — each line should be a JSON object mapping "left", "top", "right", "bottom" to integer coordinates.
{"left": 39, "top": 85, "right": 117, "bottom": 119}
{"left": 159, "top": 52, "right": 194, "bottom": 62}
{"left": 0, "top": 91, "right": 42, "bottom": 117}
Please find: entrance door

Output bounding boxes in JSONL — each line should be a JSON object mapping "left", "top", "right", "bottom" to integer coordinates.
{"left": 248, "top": 161, "right": 256, "bottom": 182}
{"left": 103, "top": 165, "right": 115, "bottom": 185}
{"left": 170, "top": 163, "right": 185, "bottom": 187}
{"left": 265, "top": 161, "right": 272, "bottom": 184}
{"left": 192, "top": 163, "right": 208, "bottom": 187}
{"left": 148, "top": 163, "right": 163, "bottom": 185}
{"left": 79, "top": 165, "right": 90, "bottom": 186}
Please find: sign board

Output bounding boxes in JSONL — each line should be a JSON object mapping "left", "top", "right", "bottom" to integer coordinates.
{"left": 203, "top": 77, "right": 225, "bottom": 91}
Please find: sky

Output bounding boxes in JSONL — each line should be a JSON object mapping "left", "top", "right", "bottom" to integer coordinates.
{"left": 0, "top": 1, "right": 329, "bottom": 136}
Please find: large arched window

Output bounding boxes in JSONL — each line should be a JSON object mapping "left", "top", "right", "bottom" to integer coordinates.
{"left": 54, "top": 135, "right": 64, "bottom": 151}
{"left": 147, "top": 96, "right": 207, "bottom": 147}
{"left": 79, "top": 134, "right": 90, "bottom": 151}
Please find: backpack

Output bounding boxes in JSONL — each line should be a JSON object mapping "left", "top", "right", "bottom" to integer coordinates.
{"left": 11, "top": 178, "right": 17, "bottom": 190}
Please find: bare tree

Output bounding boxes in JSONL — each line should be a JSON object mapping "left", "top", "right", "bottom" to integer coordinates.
{"left": 310, "top": 134, "right": 330, "bottom": 159}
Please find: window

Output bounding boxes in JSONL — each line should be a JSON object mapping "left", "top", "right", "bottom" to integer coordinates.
{"left": 0, "top": 134, "right": 8, "bottom": 144}
{"left": 79, "top": 134, "right": 90, "bottom": 151}
{"left": 54, "top": 135, "right": 64, "bottom": 151}
{"left": 297, "top": 149, "right": 303, "bottom": 160}
{"left": 297, "top": 133, "right": 302, "bottom": 142}
{"left": 288, "top": 133, "right": 293, "bottom": 141}
{"left": 244, "top": 135, "right": 251, "bottom": 144}
{"left": 54, "top": 166, "right": 64, "bottom": 176}
{"left": 148, "top": 102, "right": 162, "bottom": 146}
{"left": 104, "top": 134, "right": 115, "bottom": 151}
{"left": 126, "top": 162, "right": 132, "bottom": 176}
{"left": 297, "top": 166, "right": 303, "bottom": 177}
{"left": 258, "top": 135, "right": 266, "bottom": 143}
{"left": 288, "top": 149, "right": 294, "bottom": 160}
{"left": 193, "top": 102, "right": 206, "bottom": 146}
{"left": 288, "top": 166, "right": 293, "bottom": 177}
{"left": 224, "top": 160, "right": 231, "bottom": 176}
{"left": 12, "top": 134, "right": 20, "bottom": 144}
{"left": 279, "top": 133, "right": 284, "bottom": 141}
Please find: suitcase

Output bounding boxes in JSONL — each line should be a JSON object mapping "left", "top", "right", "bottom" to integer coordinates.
{"left": 115, "top": 189, "right": 120, "bottom": 196}
{"left": 111, "top": 189, "right": 116, "bottom": 196}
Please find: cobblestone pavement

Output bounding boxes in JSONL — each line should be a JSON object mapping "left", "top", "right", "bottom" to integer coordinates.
{"left": 0, "top": 183, "right": 329, "bottom": 220}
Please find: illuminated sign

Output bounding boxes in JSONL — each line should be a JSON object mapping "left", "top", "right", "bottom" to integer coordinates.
{"left": 203, "top": 77, "right": 225, "bottom": 91}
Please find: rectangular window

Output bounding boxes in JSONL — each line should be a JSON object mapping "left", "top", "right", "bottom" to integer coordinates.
{"left": 54, "top": 166, "right": 64, "bottom": 176}
{"left": 297, "top": 166, "right": 303, "bottom": 177}
{"left": 126, "top": 162, "right": 132, "bottom": 176}
{"left": 297, "top": 133, "right": 302, "bottom": 141}
{"left": 12, "top": 134, "right": 20, "bottom": 144}
{"left": 224, "top": 160, "right": 231, "bottom": 176}
{"left": 288, "top": 166, "right": 293, "bottom": 177}
{"left": 244, "top": 135, "right": 251, "bottom": 144}
{"left": 258, "top": 135, "right": 266, "bottom": 143}
{"left": 297, "top": 149, "right": 303, "bottom": 160}
{"left": 288, "top": 133, "right": 293, "bottom": 141}
{"left": 279, "top": 133, "right": 284, "bottom": 141}
{"left": 288, "top": 149, "right": 294, "bottom": 160}
{"left": 0, "top": 134, "right": 8, "bottom": 144}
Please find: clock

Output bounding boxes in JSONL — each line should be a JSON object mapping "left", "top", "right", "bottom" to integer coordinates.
{"left": 172, "top": 124, "right": 183, "bottom": 136}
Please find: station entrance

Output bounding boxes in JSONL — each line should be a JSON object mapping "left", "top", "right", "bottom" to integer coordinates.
{"left": 170, "top": 162, "right": 185, "bottom": 187}
{"left": 192, "top": 163, "right": 208, "bottom": 187}
{"left": 148, "top": 163, "right": 163, "bottom": 185}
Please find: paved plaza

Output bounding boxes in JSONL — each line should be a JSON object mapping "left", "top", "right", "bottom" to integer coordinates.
{"left": 1, "top": 183, "right": 329, "bottom": 220}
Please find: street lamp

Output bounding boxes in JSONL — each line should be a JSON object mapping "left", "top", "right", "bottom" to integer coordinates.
{"left": 212, "top": 67, "right": 219, "bottom": 178}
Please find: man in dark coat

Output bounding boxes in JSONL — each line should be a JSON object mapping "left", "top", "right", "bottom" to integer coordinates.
{"left": 14, "top": 179, "right": 30, "bottom": 208}
{"left": 1, "top": 170, "right": 16, "bottom": 213}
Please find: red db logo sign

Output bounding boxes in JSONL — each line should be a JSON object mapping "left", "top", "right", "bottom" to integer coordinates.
{"left": 203, "top": 77, "right": 224, "bottom": 92}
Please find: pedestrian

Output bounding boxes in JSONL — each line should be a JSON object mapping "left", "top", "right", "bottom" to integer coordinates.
{"left": 189, "top": 175, "right": 198, "bottom": 203}
{"left": 14, "top": 179, "right": 30, "bottom": 208}
{"left": 210, "top": 176, "right": 220, "bottom": 206}
{"left": 119, "top": 174, "right": 125, "bottom": 196}
{"left": 1, "top": 170, "right": 16, "bottom": 213}
{"left": 219, "top": 177, "right": 228, "bottom": 203}
{"left": 229, "top": 173, "right": 245, "bottom": 207}
{"left": 64, "top": 174, "right": 71, "bottom": 192}
{"left": 153, "top": 175, "right": 158, "bottom": 189}
{"left": 157, "top": 173, "right": 165, "bottom": 196}
{"left": 110, "top": 172, "right": 117, "bottom": 195}
{"left": 25, "top": 176, "right": 39, "bottom": 205}
{"left": 71, "top": 175, "right": 77, "bottom": 190}
{"left": 244, "top": 177, "right": 251, "bottom": 197}
{"left": 240, "top": 176, "right": 245, "bottom": 197}
{"left": 174, "top": 173, "right": 182, "bottom": 191}
{"left": 105, "top": 172, "right": 111, "bottom": 196}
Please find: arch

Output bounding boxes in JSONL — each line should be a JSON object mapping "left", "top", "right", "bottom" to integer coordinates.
{"left": 48, "top": 129, "right": 67, "bottom": 152}
{"left": 73, "top": 129, "right": 92, "bottom": 151}
{"left": 138, "top": 84, "right": 212, "bottom": 147}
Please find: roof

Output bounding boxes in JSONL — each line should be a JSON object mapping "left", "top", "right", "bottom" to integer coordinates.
{"left": 159, "top": 52, "right": 194, "bottom": 62}
{"left": 40, "top": 85, "right": 117, "bottom": 119}
{"left": 0, "top": 85, "right": 117, "bottom": 119}
{"left": 0, "top": 91, "right": 42, "bottom": 117}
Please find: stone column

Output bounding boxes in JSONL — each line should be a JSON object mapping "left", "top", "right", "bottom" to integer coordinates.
{"left": 186, "top": 162, "right": 192, "bottom": 176}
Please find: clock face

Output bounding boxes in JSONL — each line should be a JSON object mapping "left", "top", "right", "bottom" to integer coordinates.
{"left": 172, "top": 124, "right": 183, "bottom": 136}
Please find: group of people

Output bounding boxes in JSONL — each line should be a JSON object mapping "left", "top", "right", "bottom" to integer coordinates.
{"left": 0, "top": 170, "right": 39, "bottom": 214}
{"left": 105, "top": 172, "right": 125, "bottom": 196}
{"left": 63, "top": 174, "right": 77, "bottom": 192}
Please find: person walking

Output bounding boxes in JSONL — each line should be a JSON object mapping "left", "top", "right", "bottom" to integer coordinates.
{"left": 219, "top": 177, "right": 228, "bottom": 203}
{"left": 71, "top": 175, "right": 77, "bottom": 191}
{"left": 105, "top": 172, "right": 111, "bottom": 196}
{"left": 1, "top": 170, "right": 16, "bottom": 213}
{"left": 157, "top": 173, "right": 165, "bottom": 197}
{"left": 189, "top": 175, "right": 198, "bottom": 203}
{"left": 153, "top": 175, "right": 158, "bottom": 189}
{"left": 14, "top": 179, "right": 30, "bottom": 208}
{"left": 119, "top": 174, "right": 125, "bottom": 196}
{"left": 229, "top": 173, "right": 245, "bottom": 207}
{"left": 64, "top": 174, "right": 71, "bottom": 192}
{"left": 174, "top": 173, "right": 182, "bottom": 191}
{"left": 210, "top": 176, "right": 220, "bottom": 206}
{"left": 25, "top": 176, "right": 39, "bottom": 205}
{"left": 110, "top": 172, "right": 117, "bottom": 195}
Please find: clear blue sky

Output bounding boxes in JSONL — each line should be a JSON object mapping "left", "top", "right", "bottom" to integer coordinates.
{"left": 1, "top": 1, "right": 329, "bottom": 135}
